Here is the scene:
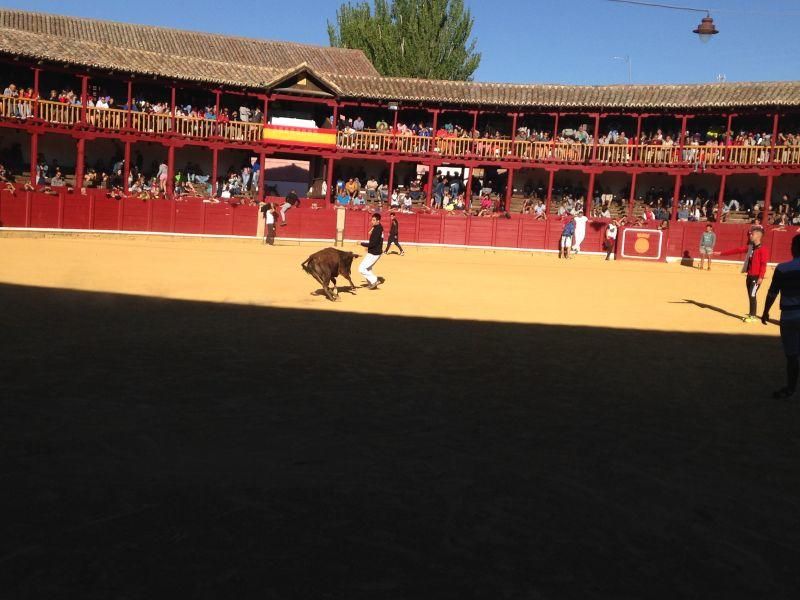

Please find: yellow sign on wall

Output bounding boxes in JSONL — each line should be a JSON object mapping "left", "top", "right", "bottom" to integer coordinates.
{"left": 263, "top": 126, "right": 336, "bottom": 146}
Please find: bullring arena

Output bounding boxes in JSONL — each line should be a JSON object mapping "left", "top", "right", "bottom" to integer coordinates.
{"left": 2, "top": 7, "right": 800, "bottom": 599}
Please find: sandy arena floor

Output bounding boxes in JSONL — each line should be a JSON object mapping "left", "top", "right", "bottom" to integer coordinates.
{"left": 0, "top": 233, "right": 784, "bottom": 334}
{"left": 1, "top": 232, "right": 799, "bottom": 599}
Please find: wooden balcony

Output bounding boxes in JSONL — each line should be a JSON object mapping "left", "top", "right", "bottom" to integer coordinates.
{"left": 2, "top": 98, "right": 799, "bottom": 168}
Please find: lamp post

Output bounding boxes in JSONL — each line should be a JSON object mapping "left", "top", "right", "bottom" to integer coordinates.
{"left": 613, "top": 55, "right": 633, "bottom": 83}
{"left": 607, "top": 0, "right": 719, "bottom": 41}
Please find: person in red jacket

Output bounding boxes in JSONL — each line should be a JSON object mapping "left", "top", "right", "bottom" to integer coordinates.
{"left": 714, "top": 225, "right": 769, "bottom": 322}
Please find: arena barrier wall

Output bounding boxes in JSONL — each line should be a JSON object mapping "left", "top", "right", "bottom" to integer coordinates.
{"left": 0, "top": 190, "right": 794, "bottom": 263}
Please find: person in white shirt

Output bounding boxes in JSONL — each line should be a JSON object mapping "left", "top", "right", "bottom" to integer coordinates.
{"left": 571, "top": 210, "right": 589, "bottom": 253}
{"left": 533, "top": 200, "right": 546, "bottom": 220}
{"left": 604, "top": 220, "right": 619, "bottom": 260}
{"left": 261, "top": 202, "right": 276, "bottom": 245}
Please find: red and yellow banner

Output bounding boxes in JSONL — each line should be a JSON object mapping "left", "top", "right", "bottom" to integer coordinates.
{"left": 263, "top": 124, "right": 336, "bottom": 147}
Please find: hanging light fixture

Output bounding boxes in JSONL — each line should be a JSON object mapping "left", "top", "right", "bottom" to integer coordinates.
{"left": 693, "top": 14, "right": 719, "bottom": 43}
{"left": 607, "top": 1, "right": 720, "bottom": 41}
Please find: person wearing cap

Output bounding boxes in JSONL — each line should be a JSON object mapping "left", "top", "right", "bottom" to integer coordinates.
{"left": 715, "top": 225, "right": 769, "bottom": 322}
{"left": 762, "top": 234, "right": 800, "bottom": 400}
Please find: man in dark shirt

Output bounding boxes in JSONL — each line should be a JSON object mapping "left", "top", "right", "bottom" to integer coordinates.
{"left": 279, "top": 190, "right": 299, "bottom": 226}
{"left": 762, "top": 234, "right": 800, "bottom": 399}
{"left": 384, "top": 212, "right": 404, "bottom": 256}
{"left": 359, "top": 213, "right": 384, "bottom": 289}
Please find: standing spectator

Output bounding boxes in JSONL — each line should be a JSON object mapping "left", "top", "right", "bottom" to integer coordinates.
{"left": 384, "top": 212, "right": 404, "bottom": 255}
{"left": 571, "top": 210, "right": 589, "bottom": 254}
{"left": 261, "top": 202, "right": 277, "bottom": 245}
{"left": 353, "top": 116, "right": 365, "bottom": 132}
{"left": 604, "top": 219, "right": 619, "bottom": 261}
{"left": 714, "top": 225, "right": 769, "bottom": 322}
{"left": 359, "top": 213, "right": 384, "bottom": 290}
{"left": 157, "top": 161, "right": 168, "bottom": 194}
{"left": 559, "top": 218, "right": 575, "bottom": 260}
{"left": 279, "top": 190, "right": 300, "bottom": 225}
{"left": 761, "top": 234, "right": 800, "bottom": 399}
{"left": 698, "top": 224, "right": 716, "bottom": 270}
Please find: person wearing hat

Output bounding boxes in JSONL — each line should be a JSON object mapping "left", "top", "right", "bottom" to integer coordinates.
{"left": 715, "top": 225, "right": 769, "bottom": 322}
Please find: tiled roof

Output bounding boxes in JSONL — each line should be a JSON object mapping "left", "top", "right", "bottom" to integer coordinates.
{"left": 1, "top": 9, "right": 799, "bottom": 110}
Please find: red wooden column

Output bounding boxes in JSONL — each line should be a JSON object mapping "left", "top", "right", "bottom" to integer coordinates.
{"left": 170, "top": 85, "right": 177, "bottom": 132}
{"left": 32, "top": 67, "right": 41, "bottom": 118}
{"left": 545, "top": 169, "right": 555, "bottom": 215}
{"left": 471, "top": 110, "right": 479, "bottom": 155}
{"left": 466, "top": 166, "right": 474, "bottom": 210}
{"left": 633, "top": 114, "right": 643, "bottom": 162}
{"left": 30, "top": 133, "right": 38, "bottom": 186}
{"left": 126, "top": 80, "right": 133, "bottom": 130}
{"left": 769, "top": 113, "right": 780, "bottom": 164}
{"left": 504, "top": 167, "right": 515, "bottom": 212}
{"left": 628, "top": 172, "right": 637, "bottom": 217}
{"left": 387, "top": 160, "right": 396, "bottom": 198}
{"left": 678, "top": 115, "right": 688, "bottom": 164}
{"left": 590, "top": 113, "right": 601, "bottom": 161}
{"left": 80, "top": 75, "right": 88, "bottom": 124}
{"left": 257, "top": 152, "right": 266, "bottom": 202}
{"left": 166, "top": 144, "right": 175, "bottom": 196}
{"left": 671, "top": 173, "right": 682, "bottom": 220}
{"left": 426, "top": 163, "right": 436, "bottom": 206}
{"left": 211, "top": 148, "right": 219, "bottom": 198}
{"left": 510, "top": 112, "right": 518, "bottom": 158}
{"left": 123, "top": 141, "right": 131, "bottom": 192}
{"left": 325, "top": 157, "right": 335, "bottom": 205}
{"left": 392, "top": 108, "right": 399, "bottom": 130}
{"left": 429, "top": 109, "right": 439, "bottom": 154}
{"left": 716, "top": 174, "right": 727, "bottom": 222}
{"left": 551, "top": 113, "right": 560, "bottom": 159}
{"left": 762, "top": 174, "right": 774, "bottom": 226}
{"left": 263, "top": 97, "right": 269, "bottom": 124}
{"left": 585, "top": 171, "right": 596, "bottom": 214}
{"left": 75, "top": 138, "right": 85, "bottom": 190}
{"left": 723, "top": 113, "right": 733, "bottom": 162}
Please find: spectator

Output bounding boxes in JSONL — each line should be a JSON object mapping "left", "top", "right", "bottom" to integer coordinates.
{"left": 572, "top": 210, "right": 588, "bottom": 254}
{"left": 280, "top": 190, "right": 300, "bottom": 225}
{"left": 698, "top": 224, "right": 716, "bottom": 270}
{"left": 604, "top": 219, "right": 619, "bottom": 260}
{"left": 559, "top": 217, "right": 575, "bottom": 260}
{"left": 533, "top": 199, "right": 547, "bottom": 220}
{"left": 353, "top": 116, "right": 365, "bottom": 132}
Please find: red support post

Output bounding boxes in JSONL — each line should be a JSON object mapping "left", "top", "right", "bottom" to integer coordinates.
{"left": 30, "top": 133, "right": 38, "bottom": 186}
{"left": 466, "top": 166, "right": 474, "bottom": 210}
{"left": 211, "top": 148, "right": 219, "bottom": 199}
{"left": 32, "top": 68, "right": 40, "bottom": 118}
{"left": 510, "top": 112, "right": 518, "bottom": 158}
{"left": 717, "top": 174, "right": 727, "bottom": 222}
{"left": 426, "top": 163, "right": 435, "bottom": 206}
{"left": 504, "top": 167, "right": 515, "bottom": 212}
{"left": 263, "top": 97, "right": 269, "bottom": 125}
{"left": 769, "top": 113, "right": 780, "bottom": 164}
{"left": 166, "top": 145, "right": 175, "bottom": 196}
{"left": 762, "top": 174, "right": 774, "bottom": 226}
{"left": 170, "top": 85, "right": 176, "bottom": 132}
{"left": 671, "top": 173, "right": 682, "bottom": 220}
{"left": 591, "top": 113, "right": 601, "bottom": 161}
{"left": 678, "top": 115, "right": 688, "bottom": 164}
{"left": 392, "top": 108, "right": 399, "bottom": 131}
{"left": 80, "top": 75, "right": 88, "bottom": 124}
{"left": 123, "top": 141, "right": 131, "bottom": 193}
{"left": 545, "top": 169, "right": 555, "bottom": 215}
{"left": 126, "top": 80, "right": 133, "bottom": 129}
{"left": 724, "top": 113, "right": 733, "bottom": 162}
{"left": 551, "top": 114, "right": 560, "bottom": 159}
{"left": 75, "top": 138, "right": 85, "bottom": 190}
{"left": 628, "top": 172, "right": 637, "bottom": 217}
{"left": 430, "top": 109, "right": 439, "bottom": 154}
{"left": 388, "top": 160, "right": 396, "bottom": 199}
{"left": 257, "top": 152, "right": 266, "bottom": 203}
{"left": 634, "top": 114, "right": 643, "bottom": 160}
{"left": 586, "top": 171, "right": 596, "bottom": 215}
{"left": 325, "top": 157, "right": 335, "bottom": 205}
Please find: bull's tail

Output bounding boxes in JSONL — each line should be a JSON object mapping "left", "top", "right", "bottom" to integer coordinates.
{"left": 301, "top": 258, "right": 313, "bottom": 274}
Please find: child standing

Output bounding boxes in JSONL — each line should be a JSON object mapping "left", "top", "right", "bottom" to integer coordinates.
{"left": 698, "top": 224, "right": 716, "bottom": 270}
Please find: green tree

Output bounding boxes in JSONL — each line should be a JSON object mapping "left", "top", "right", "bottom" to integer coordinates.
{"left": 328, "top": 0, "right": 481, "bottom": 81}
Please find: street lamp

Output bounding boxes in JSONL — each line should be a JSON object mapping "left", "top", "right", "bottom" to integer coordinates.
{"left": 607, "top": 0, "right": 719, "bottom": 41}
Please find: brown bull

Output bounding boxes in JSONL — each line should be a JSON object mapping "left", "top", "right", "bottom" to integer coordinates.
{"left": 301, "top": 247, "right": 360, "bottom": 301}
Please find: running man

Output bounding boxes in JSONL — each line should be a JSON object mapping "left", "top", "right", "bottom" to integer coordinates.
{"left": 359, "top": 213, "right": 384, "bottom": 289}
{"left": 571, "top": 210, "right": 589, "bottom": 254}
{"left": 715, "top": 225, "right": 769, "bottom": 322}
{"left": 698, "top": 223, "right": 716, "bottom": 270}
{"left": 384, "top": 212, "right": 404, "bottom": 255}
{"left": 559, "top": 218, "right": 575, "bottom": 259}
{"left": 762, "top": 234, "right": 800, "bottom": 400}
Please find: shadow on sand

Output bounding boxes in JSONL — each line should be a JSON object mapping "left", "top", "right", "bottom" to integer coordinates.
{"left": 1, "top": 283, "right": 798, "bottom": 599}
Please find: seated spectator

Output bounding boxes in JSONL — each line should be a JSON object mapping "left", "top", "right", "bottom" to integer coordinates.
{"left": 337, "top": 190, "right": 350, "bottom": 206}
{"left": 533, "top": 200, "right": 547, "bottom": 220}
{"left": 390, "top": 189, "right": 400, "bottom": 208}
{"left": 49, "top": 168, "right": 65, "bottom": 187}
{"left": 364, "top": 176, "right": 379, "bottom": 202}
{"left": 677, "top": 204, "right": 690, "bottom": 221}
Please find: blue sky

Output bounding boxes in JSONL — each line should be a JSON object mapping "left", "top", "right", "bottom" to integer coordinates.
{"left": 6, "top": 0, "right": 800, "bottom": 85}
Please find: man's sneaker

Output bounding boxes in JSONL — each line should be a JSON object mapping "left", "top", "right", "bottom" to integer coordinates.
{"left": 368, "top": 282, "right": 379, "bottom": 290}
{"left": 742, "top": 315, "right": 756, "bottom": 323}
{"left": 400, "top": 251, "right": 405, "bottom": 256}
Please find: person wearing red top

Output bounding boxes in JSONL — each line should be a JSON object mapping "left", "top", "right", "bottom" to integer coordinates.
{"left": 715, "top": 225, "right": 769, "bottom": 322}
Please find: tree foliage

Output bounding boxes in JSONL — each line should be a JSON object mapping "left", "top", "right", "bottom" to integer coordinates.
{"left": 328, "top": 0, "right": 481, "bottom": 81}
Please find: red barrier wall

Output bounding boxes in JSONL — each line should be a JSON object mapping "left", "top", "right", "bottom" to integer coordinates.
{"left": 1, "top": 191, "right": 796, "bottom": 264}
